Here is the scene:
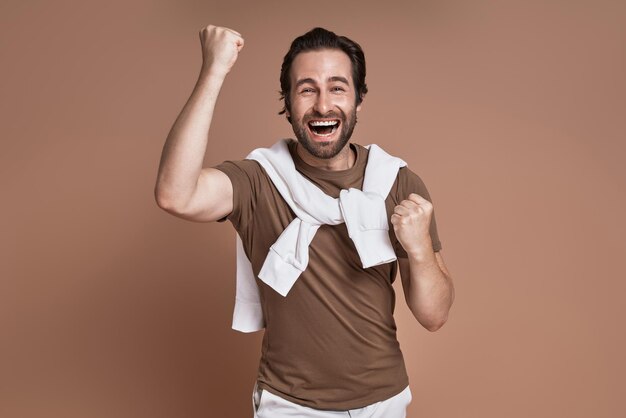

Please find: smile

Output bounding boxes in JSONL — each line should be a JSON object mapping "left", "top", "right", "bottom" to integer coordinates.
{"left": 307, "top": 119, "right": 340, "bottom": 137}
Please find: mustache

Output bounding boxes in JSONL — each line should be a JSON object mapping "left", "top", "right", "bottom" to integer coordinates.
{"left": 303, "top": 110, "right": 344, "bottom": 121}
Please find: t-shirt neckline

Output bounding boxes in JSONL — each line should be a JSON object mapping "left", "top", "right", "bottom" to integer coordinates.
{"left": 287, "top": 139, "right": 367, "bottom": 180}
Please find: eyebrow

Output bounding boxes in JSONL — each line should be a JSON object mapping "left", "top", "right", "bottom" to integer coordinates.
{"left": 295, "top": 76, "right": 350, "bottom": 89}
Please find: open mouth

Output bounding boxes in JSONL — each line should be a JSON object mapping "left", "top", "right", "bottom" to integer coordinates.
{"left": 307, "top": 119, "right": 340, "bottom": 137}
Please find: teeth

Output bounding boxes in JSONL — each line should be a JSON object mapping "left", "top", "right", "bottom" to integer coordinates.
{"left": 309, "top": 120, "right": 338, "bottom": 126}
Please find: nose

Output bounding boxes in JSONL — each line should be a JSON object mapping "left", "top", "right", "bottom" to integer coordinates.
{"left": 313, "top": 89, "right": 332, "bottom": 115}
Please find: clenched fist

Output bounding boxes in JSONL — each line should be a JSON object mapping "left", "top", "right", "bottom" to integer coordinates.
{"left": 390, "top": 193, "right": 434, "bottom": 256}
{"left": 199, "top": 24, "right": 244, "bottom": 76}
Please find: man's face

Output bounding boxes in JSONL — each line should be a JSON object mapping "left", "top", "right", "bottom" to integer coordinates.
{"left": 287, "top": 48, "right": 362, "bottom": 160}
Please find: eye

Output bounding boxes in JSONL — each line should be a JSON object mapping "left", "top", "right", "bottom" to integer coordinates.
{"left": 300, "top": 87, "right": 315, "bottom": 94}
{"left": 331, "top": 86, "right": 346, "bottom": 92}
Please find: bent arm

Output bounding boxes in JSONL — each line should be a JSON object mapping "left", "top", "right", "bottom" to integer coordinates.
{"left": 154, "top": 70, "right": 233, "bottom": 222}
{"left": 391, "top": 192, "right": 454, "bottom": 331}
{"left": 154, "top": 25, "right": 243, "bottom": 222}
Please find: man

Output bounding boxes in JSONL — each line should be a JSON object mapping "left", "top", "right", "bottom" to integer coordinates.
{"left": 155, "top": 24, "right": 454, "bottom": 418}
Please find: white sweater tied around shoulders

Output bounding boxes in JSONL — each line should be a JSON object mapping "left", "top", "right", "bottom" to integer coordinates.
{"left": 231, "top": 139, "right": 407, "bottom": 332}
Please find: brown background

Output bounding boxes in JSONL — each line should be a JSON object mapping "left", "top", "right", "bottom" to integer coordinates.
{"left": 2, "top": 0, "right": 625, "bottom": 417}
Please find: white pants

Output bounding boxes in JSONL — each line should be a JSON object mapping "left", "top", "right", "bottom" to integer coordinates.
{"left": 252, "top": 382, "right": 412, "bottom": 418}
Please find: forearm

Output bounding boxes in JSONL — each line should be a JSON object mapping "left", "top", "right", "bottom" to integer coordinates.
{"left": 405, "top": 247, "right": 455, "bottom": 331}
{"left": 155, "top": 68, "right": 226, "bottom": 209}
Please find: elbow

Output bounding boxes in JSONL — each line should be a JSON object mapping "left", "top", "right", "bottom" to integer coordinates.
{"left": 422, "top": 289, "right": 455, "bottom": 332}
{"left": 424, "top": 316, "right": 448, "bottom": 332}
{"left": 154, "top": 186, "right": 171, "bottom": 210}
{"left": 421, "top": 315, "right": 448, "bottom": 332}
{"left": 412, "top": 309, "right": 449, "bottom": 332}
{"left": 154, "top": 186, "right": 185, "bottom": 214}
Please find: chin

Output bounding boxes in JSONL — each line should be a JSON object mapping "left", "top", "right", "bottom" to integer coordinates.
{"left": 297, "top": 135, "right": 349, "bottom": 159}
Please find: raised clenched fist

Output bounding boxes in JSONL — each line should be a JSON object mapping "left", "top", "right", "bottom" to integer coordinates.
{"left": 199, "top": 24, "right": 244, "bottom": 76}
{"left": 390, "top": 193, "right": 434, "bottom": 256}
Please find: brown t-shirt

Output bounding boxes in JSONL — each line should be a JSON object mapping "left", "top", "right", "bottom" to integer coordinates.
{"left": 214, "top": 139, "right": 442, "bottom": 410}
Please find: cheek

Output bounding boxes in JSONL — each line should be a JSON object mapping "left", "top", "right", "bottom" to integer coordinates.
{"left": 290, "top": 100, "right": 312, "bottom": 119}
{"left": 335, "top": 95, "right": 357, "bottom": 108}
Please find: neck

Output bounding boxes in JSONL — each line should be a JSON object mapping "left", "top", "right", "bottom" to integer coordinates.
{"left": 296, "top": 142, "right": 356, "bottom": 171}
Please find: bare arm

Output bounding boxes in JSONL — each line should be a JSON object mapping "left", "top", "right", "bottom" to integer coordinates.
{"left": 398, "top": 251, "right": 455, "bottom": 332}
{"left": 392, "top": 193, "right": 455, "bottom": 331}
{"left": 154, "top": 25, "right": 244, "bottom": 222}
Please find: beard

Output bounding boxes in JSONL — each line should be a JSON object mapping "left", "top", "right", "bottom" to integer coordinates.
{"left": 291, "top": 106, "right": 358, "bottom": 160}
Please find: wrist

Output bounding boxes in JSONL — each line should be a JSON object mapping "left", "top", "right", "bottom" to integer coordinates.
{"left": 199, "top": 64, "right": 229, "bottom": 82}
{"left": 405, "top": 237, "right": 435, "bottom": 263}
{"left": 195, "top": 68, "right": 228, "bottom": 96}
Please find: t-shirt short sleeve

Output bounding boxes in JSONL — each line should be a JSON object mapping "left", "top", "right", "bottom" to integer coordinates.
{"left": 212, "top": 159, "right": 263, "bottom": 233}
{"left": 394, "top": 167, "right": 443, "bottom": 257}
